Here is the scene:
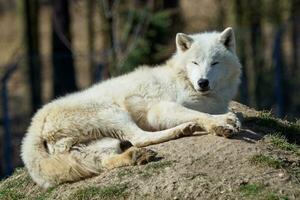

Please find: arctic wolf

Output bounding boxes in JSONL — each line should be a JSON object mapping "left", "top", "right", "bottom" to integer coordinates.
{"left": 21, "top": 27, "right": 242, "bottom": 188}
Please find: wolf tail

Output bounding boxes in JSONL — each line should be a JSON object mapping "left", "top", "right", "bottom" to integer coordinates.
{"left": 21, "top": 110, "right": 96, "bottom": 188}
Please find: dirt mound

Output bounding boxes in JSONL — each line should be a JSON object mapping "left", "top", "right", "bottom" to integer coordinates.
{"left": 1, "top": 102, "right": 300, "bottom": 200}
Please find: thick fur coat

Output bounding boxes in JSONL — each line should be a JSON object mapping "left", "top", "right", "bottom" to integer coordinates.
{"left": 21, "top": 27, "right": 242, "bottom": 188}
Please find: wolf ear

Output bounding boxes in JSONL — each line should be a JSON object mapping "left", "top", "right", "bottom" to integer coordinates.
{"left": 220, "top": 27, "right": 236, "bottom": 53}
{"left": 176, "top": 33, "right": 193, "bottom": 52}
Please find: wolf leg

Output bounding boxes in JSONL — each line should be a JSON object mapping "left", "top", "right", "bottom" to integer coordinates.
{"left": 39, "top": 103, "right": 146, "bottom": 152}
{"left": 37, "top": 137, "right": 122, "bottom": 186}
{"left": 145, "top": 101, "right": 241, "bottom": 137}
{"left": 69, "top": 138, "right": 156, "bottom": 171}
{"left": 42, "top": 137, "right": 156, "bottom": 184}
{"left": 41, "top": 102, "right": 203, "bottom": 150}
{"left": 101, "top": 146, "right": 157, "bottom": 169}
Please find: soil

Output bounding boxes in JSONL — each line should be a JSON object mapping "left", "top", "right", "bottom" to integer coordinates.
{"left": 0, "top": 102, "right": 299, "bottom": 200}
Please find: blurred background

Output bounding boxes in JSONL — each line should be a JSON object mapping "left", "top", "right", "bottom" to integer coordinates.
{"left": 0, "top": 0, "right": 299, "bottom": 179}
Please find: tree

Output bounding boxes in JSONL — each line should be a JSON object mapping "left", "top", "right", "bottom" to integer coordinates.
{"left": 232, "top": 0, "right": 249, "bottom": 105}
{"left": 51, "top": 0, "right": 77, "bottom": 97}
{"left": 87, "top": 0, "right": 97, "bottom": 83}
{"left": 23, "top": 0, "right": 42, "bottom": 113}
{"left": 291, "top": 0, "right": 300, "bottom": 75}
{"left": 290, "top": 0, "right": 300, "bottom": 116}
{"left": 268, "top": 0, "right": 286, "bottom": 117}
{"left": 97, "top": 0, "right": 179, "bottom": 76}
{"left": 248, "top": 0, "right": 264, "bottom": 109}
{"left": 98, "top": 0, "right": 116, "bottom": 77}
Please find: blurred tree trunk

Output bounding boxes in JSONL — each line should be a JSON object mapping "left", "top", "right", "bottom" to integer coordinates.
{"left": 232, "top": 0, "right": 249, "bottom": 105}
{"left": 114, "top": 0, "right": 128, "bottom": 62}
{"left": 291, "top": 0, "right": 300, "bottom": 75}
{"left": 290, "top": 0, "right": 300, "bottom": 116}
{"left": 270, "top": 1, "right": 285, "bottom": 117}
{"left": 162, "top": 0, "right": 180, "bottom": 29}
{"left": 23, "top": 0, "right": 42, "bottom": 113}
{"left": 216, "top": 0, "right": 226, "bottom": 29}
{"left": 98, "top": 0, "right": 116, "bottom": 77}
{"left": 240, "top": 1, "right": 256, "bottom": 108}
{"left": 51, "top": 0, "right": 77, "bottom": 97}
{"left": 87, "top": 0, "right": 96, "bottom": 83}
{"left": 162, "top": 0, "right": 178, "bottom": 8}
{"left": 248, "top": 0, "right": 263, "bottom": 109}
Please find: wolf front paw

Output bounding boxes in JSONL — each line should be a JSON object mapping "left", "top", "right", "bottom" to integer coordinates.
{"left": 210, "top": 124, "right": 238, "bottom": 137}
{"left": 209, "top": 112, "right": 241, "bottom": 138}
{"left": 225, "top": 112, "right": 241, "bottom": 130}
{"left": 127, "top": 147, "right": 157, "bottom": 165}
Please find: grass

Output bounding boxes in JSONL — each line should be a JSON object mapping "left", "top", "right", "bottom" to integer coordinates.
{"left": 69, "top": 184, "right": 127, "bottom": 200}
{"left": 0, "top": 169, "right": 57, "bottom": 200}
{"left": 34, "top": 187, "right": 56, "bottom": 200}
{"left": 249, "top": 154, "right": 284, "bottom": 169}
{"left": 0, "top": 169, "right": 32, "bottom": 200}
{"left": 263, "top": 193, "right": 289, "bottom": 200}
{"left": 238, "top": 183, "right": 289, "bottom": 200}
{"left": 0, "top": 185, "right": 26, "bottom": 200}
{"left": 117, "top": 160, "right": 173, "bottom": 179}
{"left": 263, "top": 134, "right": 300, "bottom": 183}
{"left": 244, "top": 111, "right": 300, "bottom": 144}
{"left": 267, "top": 134, "right": 299, "bottom": 153}
{"left": 138, "top": 160, "right": 173, "bottom": 178}
{"left": 239, "top": 183, "right": 264, "bottom": 196}
{"left": 144, "top": 160, "right": 173, "bottom": 171}
{"left": 117, "top": 169, "right": 133, "bottom": 178}
{"left": 0, "top": 189, "right": 26, "bottom": 200}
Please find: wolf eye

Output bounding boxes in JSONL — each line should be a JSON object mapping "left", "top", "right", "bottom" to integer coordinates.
{"left": 192, "top": 61, "right": 199, "bottom": 65}
{"left": 211, "top": 61, "right": 219, "bottom": 66}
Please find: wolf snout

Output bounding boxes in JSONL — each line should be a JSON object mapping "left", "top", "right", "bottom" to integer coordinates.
{"left": 197, "top": 78, "right": 210, "bottom": 91}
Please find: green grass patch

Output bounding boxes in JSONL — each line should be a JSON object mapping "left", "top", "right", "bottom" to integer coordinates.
{"left": 244, "top": 111, "right": 300, "bottom": 144}
{"left": 139, "top": 170, "right": 153, "bottom": 179}
{"left": 239, "top": 183, "right": 264, "bottom": 196}
{"left": 117, "top": 169, "right": 132, "bottom": 178}
{"left": 267, "top": 134, "right": 299, "bottom": 153}
{"left": 263, "top": 193, "right": 289, "bottom": 200}
{"left": 138, "top": 160, "right": 173, "bottom": 178}
{"left": 144, "top": 160, "right": 173, "bottom": 171}
{"left": 69, "top": 184, "right": 127, "bottom": 200}
{"left": 0, "top": 169, "right": 32, "bottom": 200}
{"left": 249, "top": 154, "right": 284, "bottom": 169}
{"left": 0, "top": 189, "right": 26, "bottom": 200}
{"left": 34, "top": 187, "right": 56, "bottom": 200}
{"left": 263, "top": 134, "right": 300, "bottom": 183}
{"left": 11, "top": 168, "right": 25, "bottom": 176}
{"left": 239, "top": 183, "right": 289, "bottom": 200}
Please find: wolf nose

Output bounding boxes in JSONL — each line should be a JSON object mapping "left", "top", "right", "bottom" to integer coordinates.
{"left": 197, "top": 79, "right": 209, "bottom": 90}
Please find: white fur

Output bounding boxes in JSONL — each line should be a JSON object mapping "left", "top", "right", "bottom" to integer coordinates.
{"left": 21, "top": 27, "right": 242, "bottom": 188}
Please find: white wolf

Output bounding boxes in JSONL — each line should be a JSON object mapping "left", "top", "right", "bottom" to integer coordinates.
{"left": 21, "top": 27, "right": 242, "bottom": 188}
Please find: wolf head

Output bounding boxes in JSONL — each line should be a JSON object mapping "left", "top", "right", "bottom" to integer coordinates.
{"left": 172, "top": 27, "right": 241, "bottom": 99}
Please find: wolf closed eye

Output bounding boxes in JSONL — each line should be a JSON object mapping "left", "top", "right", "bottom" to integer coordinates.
{"left": 21, "top": 27, "right": 242, "bottom": 188}
{"left": 211, "top": 61, "right": 219, "bottom": 66}
{"left": 192, "top": 61, "right": 199, "bottom": 65}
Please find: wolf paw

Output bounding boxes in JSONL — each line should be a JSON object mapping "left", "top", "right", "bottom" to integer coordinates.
{"left": 211, "top": 124, "right": 237, "bottom": 138}
{"left": 225, "top": 112, "right": 241, "bottom": 130}
{"left": 48, "top": 137, "right": 77, "bottom": 154}
{"left": 179, "top": 122, "right": 203, "bottom": 136}
{"left": 210, "top": 112, "right": 241, "bottom": 138}
{"left": 128, "top": 147, "right": 158, "bottom": 165}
